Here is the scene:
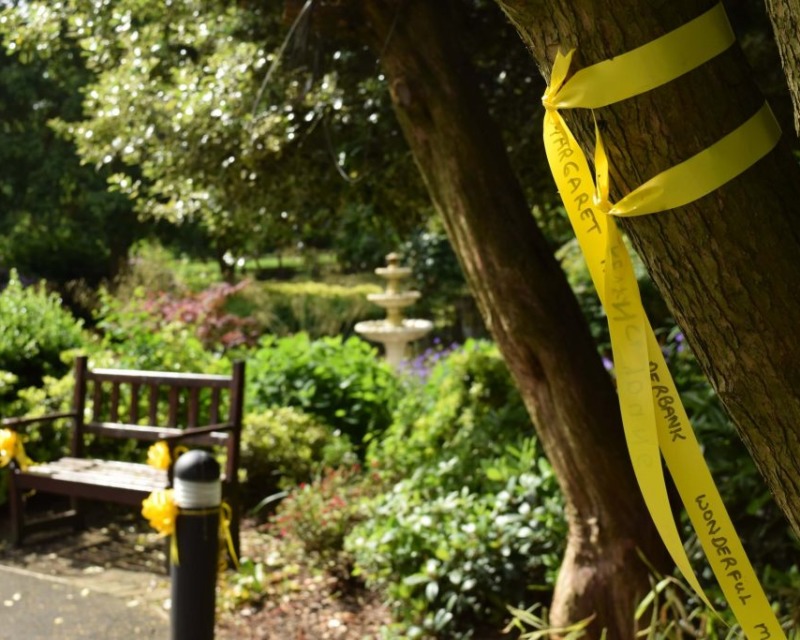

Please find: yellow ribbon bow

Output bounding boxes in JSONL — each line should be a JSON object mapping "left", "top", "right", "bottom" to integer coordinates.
{"left": 147, "top": 441, "right": 187, "bottom": 471}
{"left": 0, "top": 428, "right": 33, "bottom": 470}
{"left": 141, "top": 488, "right": 178, "bottom": 536}
{"left": 147, "top": 441, "right": 173, "bottom": 471}
{"left": 142, "top": 488, "right": 180, "bottom": 564}
{"left": 141, "top": 489, "right": 238, "bottom": 571}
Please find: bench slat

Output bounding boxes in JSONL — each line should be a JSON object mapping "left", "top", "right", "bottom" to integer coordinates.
{"left": 109, "top": 382, "right": 120, "bottom": 422}
{"left": 92, "top": 381, "right": 102, "bottom": 422}
{"left": 148, "top": 385, "right": 159, "bottom": 425}
{"left": 168, "top": 387, "right": 179, "bottom": 427}
{"left": 210, "top": 387, "right": 221, "bottom": 424}
{"left": 89, "top": 369, "right": 232, "bottom": 388}
{"left": 130, "top": 383, "right": 140, "bottom": 424}
{"left": 84, "top": 422, "right": 231, "bottom": 446}
{"left": 22, "top": 458, "right": 168, "bottom": 491}
{"left": 187, "top": 387, "right": 200, "bottom": 428}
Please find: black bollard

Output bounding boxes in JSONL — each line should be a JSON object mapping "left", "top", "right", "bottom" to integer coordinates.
{"left": 171, "top": 449, "right": 221, "bottom": 640}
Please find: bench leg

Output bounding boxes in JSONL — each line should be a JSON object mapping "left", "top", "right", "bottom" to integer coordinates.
{"left": 8, "top": 468, "right": 25, "bottom": 546}
{"left": 70, "top": 497, "right": 85, "bottom": 532}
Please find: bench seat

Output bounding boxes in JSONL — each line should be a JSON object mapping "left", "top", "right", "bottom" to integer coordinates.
{"left": 16, "top": 457, "right": 169, "bottom": 505}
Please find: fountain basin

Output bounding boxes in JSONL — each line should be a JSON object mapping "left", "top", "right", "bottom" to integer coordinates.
{"left": 366, "top": 291, "right": 421, "bottom": 309}
{"left": 355, "top": 318, "right": 434, "bottom": 368}
{"left": 375, "top": 266, "right": 412, "bottom": 279}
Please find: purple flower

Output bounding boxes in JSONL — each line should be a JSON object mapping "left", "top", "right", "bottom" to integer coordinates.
{"left": 602, "top": 356, "right": 614, "bottom": 372}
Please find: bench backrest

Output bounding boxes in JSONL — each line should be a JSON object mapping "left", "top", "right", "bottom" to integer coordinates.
{"left": 71, "top": 356, "right": 245, "bottom": 482}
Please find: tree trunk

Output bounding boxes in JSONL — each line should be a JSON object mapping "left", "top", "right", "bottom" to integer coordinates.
{"left": 495, "top": 0, "right": 800, "bottom": 537}
{"left": 765, "top": 0, "right": 800, "bottom": 135}
{"left": 351, "top": 1, "right": 671, "bottom": 636}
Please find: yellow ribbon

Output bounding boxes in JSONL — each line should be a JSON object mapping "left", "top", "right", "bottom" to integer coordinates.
{"left": 218, "top": 502, "right": 239, "bottom": 572}
{"left": 142, "top": 488, "right": 179, "bottom": 536}
{"left": 141, "top": 489, "right": 238, "bottom": 570}
{"left": 146, "top": 441, "right": 188, "bottom": 471}
{"left": 0, "top": 428, "right": 33, "bottom": 470}
{"left": 542, "top": 4, "right": 784, "bottom": 637}
{"left": 605, "top": 103, "right": 781, "bottom": 217}
{"left": 545, "top": 108, "right": 708, "bottom": 604}
{"left": 546, "top": 3, "right": 736, "bottom": 110}
{"left": 147, "top": 441, "right": 172, "bottom": 471}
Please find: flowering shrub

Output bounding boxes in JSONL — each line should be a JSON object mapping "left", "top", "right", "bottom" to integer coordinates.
{"left": 269, "top": 464, "right": 378, "bottom": 577}
{"left": 141, "top": 281, "right": 259, "bottom": 349}
{"left": 99, "top": 282, "right": 258, "bottom": 353}
{"left": 399, "top": 337, "right": 460, "bottom": 382}
{"left": 371, "top": 340, "right": 532, "bottom": 490}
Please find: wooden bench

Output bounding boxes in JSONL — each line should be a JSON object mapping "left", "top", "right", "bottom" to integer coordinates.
{"left": 3, "top": 355, "right": 245, "bottom": 555}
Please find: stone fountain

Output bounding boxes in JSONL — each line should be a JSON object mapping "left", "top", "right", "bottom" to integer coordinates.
{"left": 355, "top": 252, "right": 433, "bottom": 369}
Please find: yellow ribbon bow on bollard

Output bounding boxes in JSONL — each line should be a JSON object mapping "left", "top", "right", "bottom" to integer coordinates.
{"left": 141, "top": 488, "right": 178, "bottom": 536}
{"left": 141, "top": 488, "right": 238, "bottom": 571}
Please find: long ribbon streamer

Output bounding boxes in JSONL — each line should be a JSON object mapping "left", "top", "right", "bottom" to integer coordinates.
{"left": 542, "top": 3, "right": 784, "bottom": 637}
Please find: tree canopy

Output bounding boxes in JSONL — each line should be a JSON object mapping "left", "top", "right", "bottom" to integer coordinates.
{"left": 0, "top": 22, "right": 140, "bottom": 289}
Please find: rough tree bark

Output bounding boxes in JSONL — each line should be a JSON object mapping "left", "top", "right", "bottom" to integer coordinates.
{"left": 309, "top": 1, "right": 673, "bottom": 636}
{"left": 495, "top": 0, "right": 800, "bottom": 537}
{"left": 765, "top": 0, "right": 800, "bottom": 134}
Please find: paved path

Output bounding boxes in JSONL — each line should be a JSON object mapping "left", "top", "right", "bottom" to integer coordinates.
{"left": 0, "top": 563, "right": 169, "bottom": 639}
{"left": 0, "top": 511, "right": 171, "bottom": 639}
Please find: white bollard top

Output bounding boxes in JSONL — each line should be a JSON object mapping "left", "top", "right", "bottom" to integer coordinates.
{"left": 174, "top": 477, "right": 222, "bottom": 509}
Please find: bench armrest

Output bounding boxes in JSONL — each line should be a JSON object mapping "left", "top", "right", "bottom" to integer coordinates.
{"left": 1, "top": 412, "right": 77, "bottom": 431}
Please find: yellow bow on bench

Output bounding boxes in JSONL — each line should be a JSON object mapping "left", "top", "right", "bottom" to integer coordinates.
{"left": 0, "top": 428, "right": 33, "bottom": 470}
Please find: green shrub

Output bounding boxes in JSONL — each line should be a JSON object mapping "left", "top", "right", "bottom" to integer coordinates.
{"left": 114, "top": 241, "right": 189, "bottom": 297}
{"left": 346, "top": 463, "right": 565, "bottom": 639}
{"left": 0, "top": 271, "right": 86, "bottom": 390}
{"left": 240, "top": 407, "right": 357, "bottom": 505}
{"left": 229, "top": 280, "right": 383, "bottom": 338}
{"left": 9, "top": 368, "right": 78, "bottom": 462}
{"left": 372, "top": 339, "right": 533, "bottom": 492}
{"left": 346, "top": 341, "right": 566, "bottom": 638}
{"left": 247, "top": 333, "right": 399, "bottom": 449}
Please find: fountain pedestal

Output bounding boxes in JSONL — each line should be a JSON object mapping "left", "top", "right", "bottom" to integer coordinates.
{"left": 354, "top": 253, "right": 433, "bottom": 369}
